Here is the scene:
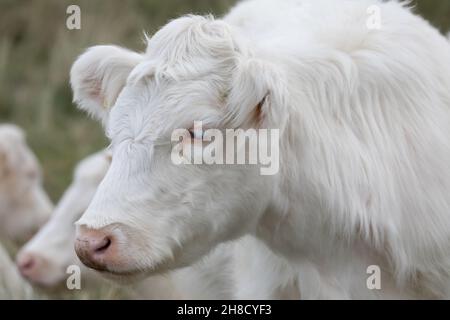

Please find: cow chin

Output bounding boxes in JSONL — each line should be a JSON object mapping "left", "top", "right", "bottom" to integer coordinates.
{"left": 24, "top": 269, "right": 67, "bottom": 290}
{"left": 95, "top": 269, "right": 147, "bottom": 285}
{"left": 92, "top": 257, "right": 173, "bottom": 285}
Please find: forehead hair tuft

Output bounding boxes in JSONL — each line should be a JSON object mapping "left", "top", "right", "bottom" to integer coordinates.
{"left": 131, "top": 15, "right": 241, "bottom": 84}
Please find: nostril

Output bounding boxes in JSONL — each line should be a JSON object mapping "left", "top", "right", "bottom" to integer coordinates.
{"left": 22, "top": 259, "right": 34, "bottom": 271}
{"left": 75, "top": 226, "right": 117, "bottom": 271}
{"left": 94, "top": 237, "right": 112, "bottom": 253}
{"left": 18, "top": 256, "right": 35, "bottom": 273}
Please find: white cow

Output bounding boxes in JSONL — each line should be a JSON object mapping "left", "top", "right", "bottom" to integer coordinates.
{"left": 70, "top": 0, "right": 450, "bottom": 299}
{"left": 17, "top": 150, "right": 231, "bottom": 299}
{"left": 0, "top": 124, "right": 53, "bottom": 244}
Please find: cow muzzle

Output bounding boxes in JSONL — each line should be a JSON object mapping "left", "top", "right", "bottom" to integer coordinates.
{"left": 74, "top": 225, "right": 118, "bottom": 272}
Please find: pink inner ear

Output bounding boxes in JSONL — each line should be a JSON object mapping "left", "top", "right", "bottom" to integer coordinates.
{"left": 84, "top": 76, "right": 106, "bottom": 107}
{"left": 251, "top": 95, "right": 268, "bottom": 128}
{"left": 252, "top": 101, "right": 263, "bottom": 127}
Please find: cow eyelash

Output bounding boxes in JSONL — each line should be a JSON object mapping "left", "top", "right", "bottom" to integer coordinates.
{"left": 188, "top": 128, "right": 205, "bottom": 140}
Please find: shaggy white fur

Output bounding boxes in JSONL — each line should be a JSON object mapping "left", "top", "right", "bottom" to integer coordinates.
{"left": 71, "top": 0, "right": 450, "bottom": 299}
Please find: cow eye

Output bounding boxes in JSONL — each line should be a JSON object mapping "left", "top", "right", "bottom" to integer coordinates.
{"left": 188, "top": 128, "right": 204, "bottom": 140}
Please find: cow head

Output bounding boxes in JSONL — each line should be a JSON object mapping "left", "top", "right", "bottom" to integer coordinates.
{"left": 0, "top": 124, "right": 53, "bottom": 244}
{"left": 71, "top": 16, "right": 287, "bottom": 279}
{"left": 16, "top": 150, "right": 111, "bottom": 287}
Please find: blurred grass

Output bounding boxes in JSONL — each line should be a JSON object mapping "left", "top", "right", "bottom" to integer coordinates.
{"left": 0, "top": 0, "right": 236, "bottom": 201}
{"left": 0, "top": 0, "right": 449, "bottom": 301}
{"left": 415, "top": 0, "right": 450, "bottom": 33}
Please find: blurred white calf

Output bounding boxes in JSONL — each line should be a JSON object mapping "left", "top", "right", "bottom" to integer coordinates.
{"left": 16, "top": 150, "right": 111, "bottom": 287}
{"left": 17, "top": 150, "right": 230, "bottom": 299}
{"left": 0, "top": 124, "right": 53, "bottom": 244}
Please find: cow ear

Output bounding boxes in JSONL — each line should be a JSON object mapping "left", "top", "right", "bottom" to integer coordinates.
{"left": 226, "top": 58, "right": 288, "bottom": 130}
{"left": 70, "top": 45, "right": 143, "bottom": 124}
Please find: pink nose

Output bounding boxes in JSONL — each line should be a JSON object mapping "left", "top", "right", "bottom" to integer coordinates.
{"left": 74, "top": 225, "right": 115, "bottom": 272}
{"left": 16, "top": 252, "right": 44, "bottom": 280}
